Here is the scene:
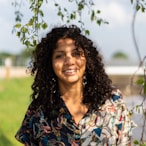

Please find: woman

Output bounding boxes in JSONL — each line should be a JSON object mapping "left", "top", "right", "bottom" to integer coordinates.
{"left": 15, "top": 25, "right": 136, "bottom": 145}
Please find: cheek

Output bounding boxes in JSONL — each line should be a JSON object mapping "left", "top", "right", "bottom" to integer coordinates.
{"left": 78, "top": 58, "right": 86, "bottom": 70}
{"left": 81, "top": 58, "right": 86, "bottom": 67}
{"left": 52, "top": 61, "right": 61, "bottom": 74}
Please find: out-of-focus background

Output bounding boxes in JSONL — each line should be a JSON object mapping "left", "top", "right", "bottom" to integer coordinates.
{"left": 0, "top": 0, "right": 146, "bottom": 145}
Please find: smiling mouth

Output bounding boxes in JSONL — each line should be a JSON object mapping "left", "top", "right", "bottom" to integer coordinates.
{"left": 63, "top": 69, "right": 77, "bottom": 75}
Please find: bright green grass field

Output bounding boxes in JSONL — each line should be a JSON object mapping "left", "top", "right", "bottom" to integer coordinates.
{"left": 0, "top": 77, "right": 33, "bottom": 146}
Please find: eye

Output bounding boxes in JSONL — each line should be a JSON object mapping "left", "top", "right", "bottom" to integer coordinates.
{"left": 55, "top": 54, "right": 64, "bottom": 59}
{"left": 72, "top": 50, "right": 81, "bottom": 57}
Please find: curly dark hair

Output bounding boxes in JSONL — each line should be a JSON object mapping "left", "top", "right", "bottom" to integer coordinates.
{"left": 30, "top": 25, "right": 112, "bottom": 114}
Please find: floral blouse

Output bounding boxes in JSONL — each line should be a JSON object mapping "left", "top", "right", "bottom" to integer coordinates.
{"left": 15, "top": 89, "right": 136, "bottom": 146}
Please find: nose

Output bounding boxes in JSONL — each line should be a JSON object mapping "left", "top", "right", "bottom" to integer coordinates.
{"left": 64, "top": 54, "right": 74, "bottom": 65}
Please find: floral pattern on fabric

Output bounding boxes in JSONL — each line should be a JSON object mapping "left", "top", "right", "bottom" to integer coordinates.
{"left": 15, "top": 89, "right": 136, "bottom": 146}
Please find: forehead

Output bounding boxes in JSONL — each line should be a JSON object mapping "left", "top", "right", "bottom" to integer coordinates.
{"left": 56, "top": 38, "right": 75, "bottom": 49}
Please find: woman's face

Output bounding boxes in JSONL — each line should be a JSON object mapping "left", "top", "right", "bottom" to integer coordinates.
{"left": 52, "top": 38, "right": 86, "bottom": 85}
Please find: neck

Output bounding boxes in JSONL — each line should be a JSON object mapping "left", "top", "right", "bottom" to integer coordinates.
{"left": 58, "top": 81, "right": 88, "bottom": 125}
{"left": 59, "top": 82, "right": 83, "bottom": 103}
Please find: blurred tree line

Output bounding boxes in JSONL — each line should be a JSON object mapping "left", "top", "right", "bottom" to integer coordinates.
{"left": 0, "top": 48, "right": 33, "bottom": 66}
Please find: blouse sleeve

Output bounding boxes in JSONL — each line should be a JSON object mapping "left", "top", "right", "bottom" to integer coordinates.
{"left": 15, "top": 102, "right": 38, "bottom": 146}
{"left": 111, "top": 88, "right": 137, "bottom": 145}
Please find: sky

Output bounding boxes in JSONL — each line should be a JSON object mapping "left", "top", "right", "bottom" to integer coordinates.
{"left": 0, "top": 0, "right": 146, "bottom": 62}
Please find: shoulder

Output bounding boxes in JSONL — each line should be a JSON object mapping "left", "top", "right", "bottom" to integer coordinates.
{"left": 15, "top": 102, "right": 45, "bottom": 144}
{"left": 100, "top": 87, "right": 126, "bottom": 112}
{"left": 111, "top": 87, "right": 123, "bottom": 100}
{"left": 98, "top": 87, "right": 137, "bottom": 145}
{"left": 110, "top": 87, "right": 124, "bottom": 104}
{"left": 24, "top": 101, "right": 44, "bottom": 118}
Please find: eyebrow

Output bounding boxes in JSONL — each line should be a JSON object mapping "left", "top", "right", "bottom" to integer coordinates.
{"left": 54, "top": 50, "right": 64, "bottom": 53}
{"left": 54, "top": 48, "right": 79, "bottom": 53}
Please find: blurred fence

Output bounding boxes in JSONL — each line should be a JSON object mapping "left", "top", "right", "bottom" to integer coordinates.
{"left": 0, "top": 65, "right": 144, "bottom": 96}
{"left": 105, "top": 66, "right": 144, "bottom": 96}
{"left": 0, "top": 66, "right": 29, "bottom": 79}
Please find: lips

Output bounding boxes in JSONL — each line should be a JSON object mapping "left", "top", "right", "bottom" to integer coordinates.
{"left": 63, "top": 69, "right": 77, "bottom": 75}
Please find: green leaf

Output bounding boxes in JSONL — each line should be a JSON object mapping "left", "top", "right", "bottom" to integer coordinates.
{"left": 57, "top": 11, "right": 62, "bottom": 16}
{"left": 141, "top": 7, "right": 145, "bottom": 12}
{"left": 129, "top": 110, "right": 133, "bottom": 116}
{"left": 96, "top": 10, "right": 101, "bottom": 14}
{"left": 42, "top": 22, "right": 48, "bottom": 29}
{"left": 16, "top": 31, "right": 21, "bottom": 37}
{"left": 70, "top": 13, "right": 76, "bottom": 19}
{"left": 136, "top": 5, "right": 140, "bottom": 11}
{"left": 15, "top": 16, "right": 22, "bottom": 22}
{"left": 133, "top": 139, "right": 139, "bottom": 144}
{"left": 91, "top": 10, "right": 95, "bottom": 21}
{"left": 27, "top": 18, "right": 34, "bottom": 26}
{"left": 78, "top": 3, "right": 84, "bottom": 11}
{"left": 36, "top": 23, "right": 41, "bottom": 29}
{"left": 39, "top": 10, "right": 44, "bottom": 17}
{"left": 97, "top": 20, "right": 101, "bottom": 25}
{"left": 33, "top": 40, "right": 37, "bottom": 46}
{"left": 21, "top": 27, "right": 28, "bottom": 33}
{"left": 54, "top": 3, "right": 58, "bottom": 7}
{"left": 37, "top": 0, "right": 43, "bottom": 7}
{"left": 131, "top": 0, "right": 133, "bottom": 4}
{"left": 15, "top": 23, "right": 21, "bottom": 28}
{"left": 144, "top": 82, "right": 146, "bottom": 94}
{"left": 136, "top": 78, "right": 144, "bottom": 85}
{"left": 67, "top": 20, "right": 70, "bottom": 23}
{"left": 64, "top": 8, "right": 67, "bottom": 12}
{"left": 24, "top": 40, "right": 31, "bottom": 47}
{"left": 104, "top": 21, "right": 109, "bottom": 24}
{"left": 85, "top": 30, "right": 90, "bottom": 35}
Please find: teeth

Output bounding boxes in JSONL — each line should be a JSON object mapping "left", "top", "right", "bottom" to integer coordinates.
{"left": 65, "top": 69, "right": 75, "bottom": 73}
